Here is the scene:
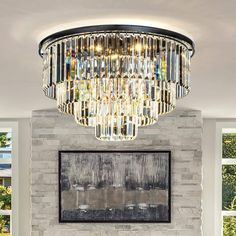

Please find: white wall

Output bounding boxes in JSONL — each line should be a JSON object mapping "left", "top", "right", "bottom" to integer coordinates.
{"left": 202, "top": 119, "right": 216, "bottom": 236}
{"left": 0, "top": 116, "right": 233, "bottom": 236}
{"left": 18, "top": 119, "right": 31, "bottom": 236}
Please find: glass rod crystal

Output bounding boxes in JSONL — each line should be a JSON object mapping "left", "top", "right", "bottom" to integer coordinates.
{"left": 40, "top": 26, "right": 193, "bottom": 141}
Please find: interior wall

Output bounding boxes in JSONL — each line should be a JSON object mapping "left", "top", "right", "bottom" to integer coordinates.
{"left": 31, "top": 109, "right": 202, "bottom": 236}
{"left": 202, "top": 119, "right": 216, "bottom": 236}
{"left": 2, "top": 115, "right": 232, "bottom": 236}
{"left": 18, "top": 119, "right": 31, "bottom": 236}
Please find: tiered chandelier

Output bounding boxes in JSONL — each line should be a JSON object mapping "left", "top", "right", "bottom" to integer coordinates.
{"left": 39, "top": 25, "right": 194, "bottom": 141}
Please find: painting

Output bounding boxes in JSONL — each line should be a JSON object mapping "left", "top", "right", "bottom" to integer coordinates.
{"left": 59, "top": 151, "right": 171, "bottom": 222}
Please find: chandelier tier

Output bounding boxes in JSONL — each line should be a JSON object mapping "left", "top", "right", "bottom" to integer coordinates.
{"left": 39, "top": 25, "right": 194, "bottom": 141}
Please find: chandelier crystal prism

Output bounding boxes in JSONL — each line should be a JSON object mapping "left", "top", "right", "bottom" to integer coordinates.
{"left": 39, "top": 25, "right": 194, "bottom": 141}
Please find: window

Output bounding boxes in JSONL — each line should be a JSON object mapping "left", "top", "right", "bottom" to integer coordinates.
{"left": 0, "top": 130, "right": 12, "bottom": 236}
{"left": 0, "top": 123, "right": 18, "bottom": 236}
{"left": 222, "top": 130, "right": 236, "bottom": 235}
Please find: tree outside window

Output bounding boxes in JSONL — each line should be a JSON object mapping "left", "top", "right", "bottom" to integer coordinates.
{"left": 222, "top": 133, "right": 236, "bottom": 235}
{"left": 0, "top": 132, "right": 11, "bottom": 236}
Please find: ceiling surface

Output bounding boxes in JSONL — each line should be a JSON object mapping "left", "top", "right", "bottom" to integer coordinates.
{"left": 0, "top": 0, "right": 235, "bottom": 118}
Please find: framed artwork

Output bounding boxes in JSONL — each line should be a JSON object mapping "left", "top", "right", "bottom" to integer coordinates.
{"left": 59, "top": 150, "right": 171, "bottom": 222}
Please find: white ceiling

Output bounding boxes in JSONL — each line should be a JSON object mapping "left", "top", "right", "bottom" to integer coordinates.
{"left": 0, "top": 0, "right": 235, "bottom": 118}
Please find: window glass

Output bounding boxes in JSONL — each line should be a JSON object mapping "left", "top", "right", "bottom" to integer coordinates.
{"left": 222, "top": 165, "right": 236, "bottom": 211}
{"left": 0, "top": 215, "right": 10, "bottom": 235}
{"left": 223, "top": 133, "right": 236, "bottom": 159}
{"left": 0, "top": 132, "right": 11, "bottom": 235}
{"left": 0, "top": 153, "right": 11, "bottom": 159}
{"left": 0, "top": 132, "right": 11, "bottom": 149}
{"left": 223, "top": 216, "right": 236, "bottom": 236}
{"left": 0, "top": 164, "right": 11, "bottom": 170}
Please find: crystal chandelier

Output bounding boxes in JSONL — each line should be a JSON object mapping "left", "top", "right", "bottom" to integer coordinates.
{"left": 39, "top": 25, "right": 194, "bottom": 141}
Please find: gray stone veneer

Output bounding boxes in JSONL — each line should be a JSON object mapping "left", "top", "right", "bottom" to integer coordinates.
{"left": 31, "top": 109, "right": 202, "bottom": 236}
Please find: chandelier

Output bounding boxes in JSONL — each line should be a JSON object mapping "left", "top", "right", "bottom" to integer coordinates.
{"left": 39, "top": 25, "right": 194, "bottom": 141}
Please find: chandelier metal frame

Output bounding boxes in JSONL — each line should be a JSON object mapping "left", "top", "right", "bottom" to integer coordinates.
{"left": 39, "top": 25, "right": 195, "bottom": 57}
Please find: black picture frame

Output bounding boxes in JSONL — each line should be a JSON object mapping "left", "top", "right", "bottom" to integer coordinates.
{"left": 59, "top": 150, "right": 171, "bottom": 223}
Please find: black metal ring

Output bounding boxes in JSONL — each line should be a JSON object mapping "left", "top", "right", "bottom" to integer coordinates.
{"left": 39, "top": 24, "right": 195, "bottom": 57}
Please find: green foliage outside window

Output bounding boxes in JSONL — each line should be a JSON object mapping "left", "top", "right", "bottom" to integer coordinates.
{"left": 0, "top": 133, "right": 10, "bottom": 149}
{"left": 222, "top": 165, "right": 236, "bottom": 210}
{"left": 0, "top": 186, "right": 11, "bottom": 234}
{"left": 223, "top": 133, "right": 236, "bottom": 158}
{"left": 0, "top": 215, "right": 10, "bottom": 234}
{"left": 223, "top": 197, "right": 236, "bottom": 236}
{"left": 0, "top": 186, "right": 11, "bottom": 210}
{"left": 223, "top": 133, "right": 236, "bottom": 235}
{"left": 224, "top": 216, "right": 236, "bottom": 236}
{"left": 0, "top": 133, "right": 11, "bottom": 235}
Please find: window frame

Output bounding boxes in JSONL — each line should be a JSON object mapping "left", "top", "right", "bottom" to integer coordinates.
{"left": 216, "top": 122, "right": 236, "bottom": 236}
{"left": 0, "top": 122, "right": 18, "bottom": 236}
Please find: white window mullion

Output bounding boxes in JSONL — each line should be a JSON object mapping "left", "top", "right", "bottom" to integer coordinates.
{"left": 216, "top": 123, "right": 223, "bottom": 236}
{"left": 222, "top": 158, "right": 236, "bottom": 165}
{"left": 222, "top": 211, "right": 236, "bottom": 216}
